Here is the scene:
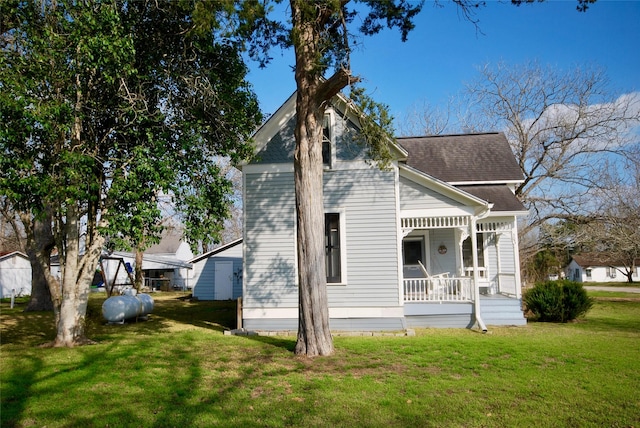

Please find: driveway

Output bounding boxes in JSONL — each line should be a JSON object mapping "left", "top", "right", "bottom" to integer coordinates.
{"left": 584, "top": 286, "right": 640, "bottom": 294}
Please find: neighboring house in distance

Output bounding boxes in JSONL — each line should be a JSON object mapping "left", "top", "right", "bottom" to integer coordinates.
{"left": 111, "top": 230, "right": 194, "bottom": 291}
{"left": 566, "top": 253, "right": 639, "bottom": 283}
{"left": 190, "top": 239, "right": 243, "bottom": 301}
{"left": 239, "top": 92, "right": 528, "bottom": 331}
{"left": 0, "top": 251, "right": 31, "bottom": 298}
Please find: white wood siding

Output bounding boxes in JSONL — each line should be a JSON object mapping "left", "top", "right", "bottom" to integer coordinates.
{"left": 243, "top": 171, "right": 298, "bottom": 309}
{"left": 324, "top": 168, "right": 400, "bottom": 307}
{"left": 0, "top": 254, "right": 32, "bottom": 298}
{"left": 243, "top": 166, "right": 402, "bottom": 315}
{"left": 191, "top": 244, "right": 242, "bottom": 301}
{"left": 427, "top": 229, "right": 458, "bottom": 276}
{"left": 192, "top": 260, "right": 215, "bottom": 300}
{"left": 399, "top": 176, "right": 463, "bottom": 211}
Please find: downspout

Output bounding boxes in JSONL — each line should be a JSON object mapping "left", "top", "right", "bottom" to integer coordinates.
{"left": 470, "top": 216, "right": 487, "bottom": 333}
{"left": 471, "top": 203, "right": 492, "bottom": 333}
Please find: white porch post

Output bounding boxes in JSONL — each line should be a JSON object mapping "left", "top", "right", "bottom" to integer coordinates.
{"left": 511, "top": 218, "right": 522, "bottom": 299}
{"left": 495, "top": 232, "right": 503, "bottom": 294}
{"left": 470, "top": 217, "right": 487, "bottom": 331}
{"left": 470, "top": 218, "right": 480, "bottom": 296}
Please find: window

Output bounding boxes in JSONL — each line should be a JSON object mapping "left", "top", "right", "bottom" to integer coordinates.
{"left": 586, "top": 268, "right": 592, "bottom": 278}
{"left": 322, "top": 114, "right": 331, "bottom": 166}
{"left": 403, "top": 238, "right": 424, "bottom": 265}
{"left": 607, "top": 267, "right": 617, "bottom": 278}
{"left": 325, "top": 213, "right": 341, "bottom": 283}
{"left": 462, "top": 234, "right": 485, "bottom": 269}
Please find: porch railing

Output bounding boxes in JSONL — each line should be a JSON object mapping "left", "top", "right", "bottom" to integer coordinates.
{"left": 403, "top": 277, "right": 473, "bottom": 302}
{"left": 496, "top": 273, "right": 519, "bottom": 298}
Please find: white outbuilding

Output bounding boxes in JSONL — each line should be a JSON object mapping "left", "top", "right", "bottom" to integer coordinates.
{"left": 190, "top": 239, "right": 242, "bottom": 301}
{"left": 0, "top": 251, "right": 32, "bottom": 298}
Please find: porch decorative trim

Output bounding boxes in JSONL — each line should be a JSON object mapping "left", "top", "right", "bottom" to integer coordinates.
{"left": 477, "top": 221, "right": 512, "bottom": 233}
{"left": 401, "top": 216, "right": 470, "bottom": 230}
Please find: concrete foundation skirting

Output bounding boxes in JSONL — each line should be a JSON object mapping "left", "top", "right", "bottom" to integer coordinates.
{"left": 224, "top": 328, "right": 416, "bottom": 337}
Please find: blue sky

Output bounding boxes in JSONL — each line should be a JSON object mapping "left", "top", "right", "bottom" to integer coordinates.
{"left": 246, "top": 0, "right": 640, "bottom": 124}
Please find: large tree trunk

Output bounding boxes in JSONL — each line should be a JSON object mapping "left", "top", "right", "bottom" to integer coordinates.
{"left": 53, "top": 204, "right": 93, "bottom": 347}
{"left": 293, "top": 89, "right": 334, "bottom": 356}
{"left": 290, "top": 0, "right": 355, "bottom": 356}
{"left": 24, "top": 216, "right": 54, "bottom": 312}
{"left": 291, "top": 1, "right": 333, "bottom": 357}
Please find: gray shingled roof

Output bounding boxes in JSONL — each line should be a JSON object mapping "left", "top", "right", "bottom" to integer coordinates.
{"left": 146, "top": 230, "right": 183, "bottom": 254}
{"left": 398, "top": 132, "right": 524, "bottom": 183}
{"left": 457, "top": 185, "right": 525, "bottom": 212}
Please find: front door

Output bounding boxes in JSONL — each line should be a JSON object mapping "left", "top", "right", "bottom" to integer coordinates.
{"left": 214, "top": 261, "right": 233, "bottom": 300}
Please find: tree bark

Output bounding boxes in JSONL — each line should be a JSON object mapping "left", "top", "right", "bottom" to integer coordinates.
{"left": 291, "top": 0, "right": 334, "bottom": 356}
{"left": 293, "top": 91, "right": 334, "bottom": 356}
{"left": 135, "top": 246, "right": 144, "bottom": 291}
{"left": 53, "top": 204, "right": 89, "bottom": 346}
{"left": 24, "top": 215, "right": 55, "bottom": 312}
{"left": 289, "top": 0, "right": 357, "bottom": 356}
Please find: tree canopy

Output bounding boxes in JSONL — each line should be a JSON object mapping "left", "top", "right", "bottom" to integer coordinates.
{"left": 0, "top": 0, "right": 261, "bottom": 346}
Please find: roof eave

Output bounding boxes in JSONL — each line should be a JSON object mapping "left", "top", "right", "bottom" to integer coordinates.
{"left": 449, "top": 180, "right": 524, "bottom": 186}
{"left": 486, "top": 210, "right": 529, "bottom": 217}
{"left": 189, "top": 238, "right": 243, "bottom": 263}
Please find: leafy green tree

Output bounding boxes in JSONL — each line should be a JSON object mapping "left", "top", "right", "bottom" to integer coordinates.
{"left": 0, "top": 1, "right": 261, "bottom": 346}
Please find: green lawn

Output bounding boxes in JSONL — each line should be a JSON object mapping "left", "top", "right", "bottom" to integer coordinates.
{"left": 1, "top": 291, "right": 639, "bottom": 428}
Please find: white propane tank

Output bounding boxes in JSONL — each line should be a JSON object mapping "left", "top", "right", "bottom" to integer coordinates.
{"left": 102, "top": 292, "right": 154, "bottom": 323}
{"left": 136, "top": 293, "right": 154, "bottom": 315}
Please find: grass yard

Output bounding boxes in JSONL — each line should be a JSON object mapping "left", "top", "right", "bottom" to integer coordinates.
{"left": 1, "top": 290, "right": 639, "bottom": 428}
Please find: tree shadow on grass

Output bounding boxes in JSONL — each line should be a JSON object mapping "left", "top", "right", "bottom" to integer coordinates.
{"left": 0, "top": 293, "right": 238, "bottom": 349}
{"left": 83, "top": 293, "right": 238, "bottom": 340}
{"left": 241, "top": 334, "right": 297, "bottom": 353}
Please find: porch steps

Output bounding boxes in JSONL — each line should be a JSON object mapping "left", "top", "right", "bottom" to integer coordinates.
{"left": 478, "top": 296, "right": 526, "bottom": 326}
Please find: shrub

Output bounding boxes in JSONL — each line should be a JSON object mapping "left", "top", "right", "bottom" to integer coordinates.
{"left": 523, "top": 280, "right": 594, "bottom": 322}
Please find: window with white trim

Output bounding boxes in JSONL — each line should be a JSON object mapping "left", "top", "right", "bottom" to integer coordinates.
{"left": 322, "top": 113, "right": 332, "bottom": 167}
{"left": 325, "top": 213, "right": 341, "bottom": 283}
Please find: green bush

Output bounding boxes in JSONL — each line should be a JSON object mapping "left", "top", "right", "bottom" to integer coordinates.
{"left": 523, "top": 280, "right": 594, "bottom": 322}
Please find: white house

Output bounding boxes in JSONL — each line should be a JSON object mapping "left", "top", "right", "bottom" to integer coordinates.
{"left": 190, "top": 239, "right": 243, "bottom": 301}
{"left": 239, "top": 93, "right": 528, "bottom": 331}
{"left": 566, "top": 253, "right": 639, "bottom": 283}
{"left": 0, "top": 251, "right": 32, "bottom": 298}
{"left": 111, "top": 230, "right": 194, "bottom": 291}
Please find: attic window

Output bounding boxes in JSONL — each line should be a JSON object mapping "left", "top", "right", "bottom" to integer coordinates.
{"left": 322, "top": 114, "right": 331, "bottom": 166}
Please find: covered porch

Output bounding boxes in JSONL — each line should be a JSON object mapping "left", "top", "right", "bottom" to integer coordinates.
{"left": 400, "top": 213, "right": 522, "bottom": 304}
